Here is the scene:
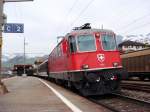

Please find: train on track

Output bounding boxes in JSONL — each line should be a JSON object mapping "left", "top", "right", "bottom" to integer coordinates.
{"left": 13, "top": 64, "right": 34, "bottom": 76}
{"left": 35, "top": 23, "right": 128, "bottom": 96}
{"left": 121, "top": 48, "right": 150, "bottom": 80}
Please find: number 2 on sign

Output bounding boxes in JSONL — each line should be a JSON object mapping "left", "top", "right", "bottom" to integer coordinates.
{"left": 16, "top": 26, "right": 21, "bottom": 32}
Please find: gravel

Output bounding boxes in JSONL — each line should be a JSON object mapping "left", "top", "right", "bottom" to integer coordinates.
{"left": 121, "top": 89, "right": 150, "bottom": 103}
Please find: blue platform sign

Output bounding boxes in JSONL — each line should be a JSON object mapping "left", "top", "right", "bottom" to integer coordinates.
{"left": 4, "top": 23, "right": 24, "bottom": 33}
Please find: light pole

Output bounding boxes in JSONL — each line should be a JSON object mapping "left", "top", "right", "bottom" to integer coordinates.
{"left": 23, "top": 36, "right": 25, "bottom": 75}
{"left": 23, "top": 36, "right": 27, "bottom": 76}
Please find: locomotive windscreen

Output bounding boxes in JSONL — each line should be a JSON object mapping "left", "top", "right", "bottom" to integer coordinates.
{"left": 101, "top": 34, "right": 117, "bottom": 50}
{"left": 77, "top": 35, "right": 96, "bottom": 52}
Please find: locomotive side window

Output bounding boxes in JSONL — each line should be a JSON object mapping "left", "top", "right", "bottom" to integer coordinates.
{"left": 68, "top": 36, "right": 77, "bottom": 53}
{"left": 77, "top": 35, "right": 96, "bottom": 52}
{"left": 101, "top": 34, "right": 117, "bottom": 50}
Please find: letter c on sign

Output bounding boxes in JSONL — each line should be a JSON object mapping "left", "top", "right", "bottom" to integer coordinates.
{"left": 7, "top": 25, "right": 11, "bottom": 31}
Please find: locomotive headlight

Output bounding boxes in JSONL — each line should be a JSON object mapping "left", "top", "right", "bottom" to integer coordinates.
{"left": 82, "top": 64, "right": 89, "bottom": 69}
{"left": 113, "top": 62, "right": 119, "bottom": 67}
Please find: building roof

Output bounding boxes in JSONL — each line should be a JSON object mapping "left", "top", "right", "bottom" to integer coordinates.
{"left": 118, "top": 40, "right": 146, "bottom": 47}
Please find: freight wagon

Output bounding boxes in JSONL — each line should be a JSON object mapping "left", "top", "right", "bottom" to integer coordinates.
{"left": 120, "top": 48, "right": 150, "bottom": 80}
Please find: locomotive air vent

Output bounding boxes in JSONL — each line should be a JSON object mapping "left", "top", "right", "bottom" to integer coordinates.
{"left": 73, "top": 23, "right": 91, "bottom": 30}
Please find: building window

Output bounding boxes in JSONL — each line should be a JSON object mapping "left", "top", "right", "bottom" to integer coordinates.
{"left": 136, "top": 46, "right": 139, "bottom": 49}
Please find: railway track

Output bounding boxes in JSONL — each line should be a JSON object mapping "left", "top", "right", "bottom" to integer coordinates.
{"left": 36, "top": 76, "right": 150, "bottom": 111}
{"left": 89, "top": 93, "right": 150, "bottom": 112}
{"left": 121, "top": 81, "right": 150, "bottom": 92}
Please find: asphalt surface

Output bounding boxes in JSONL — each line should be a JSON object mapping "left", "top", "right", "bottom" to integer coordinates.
{"left": 0, "top": 76, "right": 111, "bottom": 112}
{"left": 0, "top": 76, "right": 71, "bottom": 112}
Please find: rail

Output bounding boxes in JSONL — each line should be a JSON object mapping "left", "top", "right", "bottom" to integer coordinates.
{"left": 88, "top": 93, "right": 150, "bottom": 112}
{"left": 121, "top": 81, "right": 150, "bottom": 92}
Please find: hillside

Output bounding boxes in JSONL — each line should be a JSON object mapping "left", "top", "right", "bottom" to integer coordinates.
{"left": 2, "top": 55, "right": 48, "bottom": 68}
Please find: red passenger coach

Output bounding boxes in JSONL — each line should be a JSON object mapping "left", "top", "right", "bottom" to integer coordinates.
{"left": 47, "top": 23, "right": 127, "bottom": 96}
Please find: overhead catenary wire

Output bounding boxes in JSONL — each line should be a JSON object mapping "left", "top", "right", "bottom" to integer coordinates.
{"left": 71, "top": 0, "right": 95, "bottom": 26}
{"left": 121, "top": 21, "right": 150, "bottom": 35}
{"left": 66, "top": 0, "right": 96, "bottom": 32}
{"left": 59, "top": 0, "right": 79, "bottom": 34}
{"left": 65, "top": 0, "right": 79, "bottom": 19}
{"left": 117, "top": 12, "right": 150, "bottom": 32}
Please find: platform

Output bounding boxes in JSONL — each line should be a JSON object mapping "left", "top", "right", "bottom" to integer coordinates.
{"left": 0, "top": 76, "right": 111, "bottom": 112}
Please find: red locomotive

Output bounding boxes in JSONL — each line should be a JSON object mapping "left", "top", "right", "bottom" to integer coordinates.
{"left": 38, "top": 23, "right": 127, "bottom": 96}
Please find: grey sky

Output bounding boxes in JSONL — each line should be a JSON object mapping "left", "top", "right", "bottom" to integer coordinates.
{"left": 3, "top": 0, "right": 150, "bottom": 57}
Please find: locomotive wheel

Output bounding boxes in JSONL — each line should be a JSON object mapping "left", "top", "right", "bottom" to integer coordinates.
{"left": 55, "top": 79, "right": 63, "bottom": 85}
{"left": 73, "top": 81, "right": 83, "bottom": 90}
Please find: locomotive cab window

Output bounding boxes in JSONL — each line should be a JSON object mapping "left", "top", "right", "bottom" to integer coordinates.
{"left": 68, "top": 35, "right": 77, "bottom": 53}
{"left": 77, "top": 35, "right": 96, "bottom": 52}
{"left": 101, "top": 34, "right": 117, "bottom": 50}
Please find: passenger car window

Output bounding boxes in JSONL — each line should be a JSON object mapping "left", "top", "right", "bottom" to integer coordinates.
{"left": 77, "top": 35, "right": 96, "bottom": 52}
